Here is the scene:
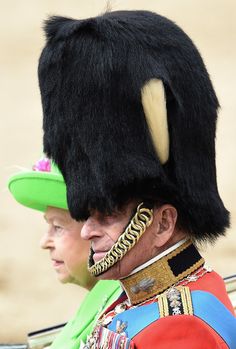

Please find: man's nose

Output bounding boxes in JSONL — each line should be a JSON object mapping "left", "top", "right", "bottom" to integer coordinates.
{"left": 40, "top": 230, "right": 54, "bottom": 249}
{"left": 80, "top": 218, "right": 101, "bottom": 241}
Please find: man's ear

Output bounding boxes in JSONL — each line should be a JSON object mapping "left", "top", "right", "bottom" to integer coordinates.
{"left": 153, "top": 205, "right": 178, "bottom": 247}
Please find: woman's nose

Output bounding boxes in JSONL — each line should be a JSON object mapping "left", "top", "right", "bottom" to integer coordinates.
{"left": 39, "top": 230, "right": 54, "bottom": 249}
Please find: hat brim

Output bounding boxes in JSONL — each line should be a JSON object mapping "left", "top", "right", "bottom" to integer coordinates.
{"left": 8, "top": 171, "right": 67, "bottom": 212}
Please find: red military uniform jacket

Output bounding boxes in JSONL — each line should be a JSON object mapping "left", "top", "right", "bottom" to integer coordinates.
{"left": 85, "top": 241, "right": 236, "bottom": 349}
{"left": 132, "top": 272, "right": 235, "bottom": 349}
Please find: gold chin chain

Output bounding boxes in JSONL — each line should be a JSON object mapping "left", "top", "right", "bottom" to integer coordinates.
{"left": 88, "top": 202, "right": 154, "bottom": 277}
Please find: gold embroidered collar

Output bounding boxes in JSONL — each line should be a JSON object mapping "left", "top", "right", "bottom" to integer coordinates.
{"left": 120, "top": 240, "right": 204, "bottom": 305}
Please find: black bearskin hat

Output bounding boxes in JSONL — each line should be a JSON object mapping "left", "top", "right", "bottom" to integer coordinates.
{"left": 38, "top": 10, "right": 229, "bottom": 242}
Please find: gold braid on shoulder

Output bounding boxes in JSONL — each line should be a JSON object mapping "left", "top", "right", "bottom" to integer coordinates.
{"left": 88, "top": 202, "right": 154, "bottom": 277}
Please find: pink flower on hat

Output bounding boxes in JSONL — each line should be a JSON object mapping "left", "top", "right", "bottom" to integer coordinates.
{"left": 33, "top": 158, "right": 51, "bottom": 172}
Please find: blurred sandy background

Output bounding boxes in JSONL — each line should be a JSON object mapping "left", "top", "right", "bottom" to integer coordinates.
{"left": 0, "top": 0, "right": 235, "bottom": 343}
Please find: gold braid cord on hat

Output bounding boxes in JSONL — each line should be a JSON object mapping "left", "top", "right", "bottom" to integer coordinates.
{"left": 88, "top": 203, "right": 154, "bottom": 277}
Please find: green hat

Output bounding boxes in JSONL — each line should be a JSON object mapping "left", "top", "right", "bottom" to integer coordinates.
{"left": 8, "top": 157, "right": 67, "bottom": 212}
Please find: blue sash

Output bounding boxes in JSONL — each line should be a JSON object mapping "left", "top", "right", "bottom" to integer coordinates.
{"left": 108, "top": 290, "right": 236, "bottom": 348}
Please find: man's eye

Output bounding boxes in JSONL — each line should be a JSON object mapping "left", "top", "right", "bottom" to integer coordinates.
{"left": 101, "top": 214, "right": 119, "bottom": 224}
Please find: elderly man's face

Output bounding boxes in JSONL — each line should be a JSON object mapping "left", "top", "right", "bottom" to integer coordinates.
{"left": 41, "top": 207, "right": 95, "bottom": 289}
{"left": 81, "top": 201, "right": 160, "bottom": 280}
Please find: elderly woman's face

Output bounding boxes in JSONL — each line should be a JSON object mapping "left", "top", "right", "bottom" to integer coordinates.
{"left": 41, "top": 207, "right": 95, "bottom": 290}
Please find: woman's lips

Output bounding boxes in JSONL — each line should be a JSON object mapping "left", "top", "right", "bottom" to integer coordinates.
{"left": 52, "top": 260, "right": 64, "bottom": 268}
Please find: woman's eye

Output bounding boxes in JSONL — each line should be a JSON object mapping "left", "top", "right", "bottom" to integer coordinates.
{"left": 54, "top": 226, "right": 64, "bottom": 235}
{"left": 55, "top": 225, "right": 62, "bottom": 230}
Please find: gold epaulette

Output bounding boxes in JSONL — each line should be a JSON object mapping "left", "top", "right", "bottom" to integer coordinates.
{"left": 158, "top": 286, "right": 193, "bottom": 317}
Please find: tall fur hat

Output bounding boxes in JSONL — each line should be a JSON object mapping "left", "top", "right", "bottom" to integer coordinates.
{"left": 38, "top": 10, "right": 229, "bottom": 242}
